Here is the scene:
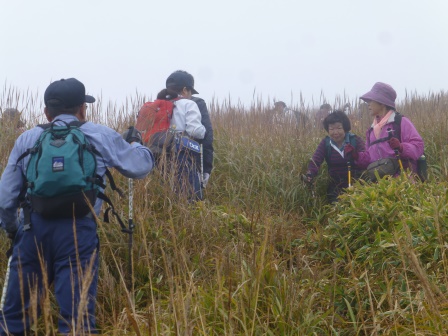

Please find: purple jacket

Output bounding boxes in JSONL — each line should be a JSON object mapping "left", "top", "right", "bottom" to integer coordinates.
{"left": 356, "top": 113, "right": 424, "bottom": 173}
{"left": 308, "top": 134, "right": 365, "bottom": 186}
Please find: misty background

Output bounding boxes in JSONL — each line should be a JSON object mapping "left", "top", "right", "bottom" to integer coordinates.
{"left": 1, "top": 0, "right": 447, "bottom": 112}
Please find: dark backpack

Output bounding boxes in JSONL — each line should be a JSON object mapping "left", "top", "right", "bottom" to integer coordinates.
{"left": 367, "top": 112, "right": 402, "bottom": 147}
{"left": 325, "top": 132, "right": 357, "bottom": 167}
{"left": 135, "top": 98, "right": 182, "bottom": 154}
{"left": 367, "top": 112, "right": 427, "bottom": 181}
{"left": 17, "top": 121, "right": 127, "bottom": 229}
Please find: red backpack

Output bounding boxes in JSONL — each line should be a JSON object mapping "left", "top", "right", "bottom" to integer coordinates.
{"left": 136, "top": 99, "right": 178, "bottom": 144}
{"left": 136, "top": 98, "right": 183, "bottom": 156}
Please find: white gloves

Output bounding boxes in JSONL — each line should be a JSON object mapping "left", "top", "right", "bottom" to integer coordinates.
{"left": 202, "top": 173, "right": 210, "bottom": 188}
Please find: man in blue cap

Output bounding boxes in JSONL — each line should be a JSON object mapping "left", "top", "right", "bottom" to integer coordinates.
{"left": 0, "top": 78, "right": 154, "bottom": 335}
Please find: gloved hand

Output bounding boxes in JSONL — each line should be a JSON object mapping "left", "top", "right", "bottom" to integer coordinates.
{"left": 202, "top": 173, "right": 210, "bottom": 188}
{"left": 388, "top": 137, "right": 403, "bottom": 152}
{"left": 344, "top": 144, "right": 359, "bottom": 160}
{"left": 122, "top": 126, "right": 142, "bottom": 144}
{"left": 302, "top": 172, "right": 314, "bottom": 185}
{"left": 306, "top": 173, "right": 314, "bottom": 183}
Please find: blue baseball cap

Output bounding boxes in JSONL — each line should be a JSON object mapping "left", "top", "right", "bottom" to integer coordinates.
{"left": 44, "top": 78, "right": 95, "bottom": 108}
{"left": 166, "top": 71, "right": 199, "bottom": 94}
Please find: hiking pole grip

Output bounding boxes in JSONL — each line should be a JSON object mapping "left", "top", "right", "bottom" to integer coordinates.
{"left": 387, "top": 128, "right": 404, "bottom": 172}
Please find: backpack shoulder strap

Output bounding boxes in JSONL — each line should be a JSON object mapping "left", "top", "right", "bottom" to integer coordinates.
{"left": 367, "top": 127, "right": 372, "bottom": 147}
{"left": 324, "top": 136, "right": 332, "bottom": 164}
{"left": 348, "top": 132, "right": 357, "bottom": 148}
{"left": 394, "top": 112, "right": 402, "bottom": 141}
{"left": 36, "top": 120, "right": 85, "bottom": 130}
{"left": 37, "top": 123, "right": 52, "bottom": 130}
{"left": 68, "top": 120, "right": 86, "bottom": 128}
{"left": 15, "top": 124, "right": 51, "bottom": 164}
{"left": 367, "top": 112, "right": 402, "bottom": 146}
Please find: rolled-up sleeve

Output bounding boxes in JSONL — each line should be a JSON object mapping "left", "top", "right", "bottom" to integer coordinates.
{"left": 109, "top": 135, "right": 154, "bottom": 178}
{"left": 95, "top": 128, "right": 154, "bottom": 179}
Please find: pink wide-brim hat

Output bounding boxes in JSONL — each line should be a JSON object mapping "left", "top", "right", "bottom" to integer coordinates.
{"left": 360, "top": 82, "right": 397, "bottom": 109}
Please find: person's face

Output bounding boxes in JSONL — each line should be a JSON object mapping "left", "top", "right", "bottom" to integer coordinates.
{"left": 181, "top": 87, "right": 192, "bottom": 99}
{"left": 320, "top": 107, "right": 330, "bottom": 115}
{"left": 366, "top": 100, "right": 386, "bottom": 117}
{"left": 328, "top": 122, "right": 346, "bottom": 144}
{"left": 274, "top": 104, "right": 284, "bottom": 112}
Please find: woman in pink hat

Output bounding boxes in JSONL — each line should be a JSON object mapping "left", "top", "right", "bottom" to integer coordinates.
{"left": 344, "top": 82, "right": 424, "bottom": 180}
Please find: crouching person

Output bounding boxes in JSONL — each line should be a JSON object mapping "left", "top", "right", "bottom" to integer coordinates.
{"left": 0, "top": 78, "right": 154, "bottom": 335}
{"left": 306, "top": 110, "right": 366, "bottom": 203}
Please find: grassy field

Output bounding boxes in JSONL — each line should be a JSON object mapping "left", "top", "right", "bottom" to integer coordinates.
{"left": 1, "top": 85, "right": 448, "bottom": 335}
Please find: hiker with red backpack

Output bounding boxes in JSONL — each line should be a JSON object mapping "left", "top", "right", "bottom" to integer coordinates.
{"left": 136, "top": 70, "right": 205, "bottom": 200}
{"left": 165, "top": 70, "right": 205, "bottom": 200}
{"left": 344, "top": 82, "right": 424, "bottom": 181}
{"left": 306, "top": 110, "right": 366, "bottom": 203}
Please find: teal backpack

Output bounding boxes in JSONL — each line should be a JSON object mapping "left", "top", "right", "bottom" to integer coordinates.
{"left": 17, "top": 121, "right": 126, "bottom": 228}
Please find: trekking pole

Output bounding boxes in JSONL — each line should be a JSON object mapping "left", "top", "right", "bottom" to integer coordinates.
{"left": 127, "top": 178, "right": 135, "bottom": 296}
{"left": 200, "top": 144, "right": 204, "bottom": 185}
{"left": 347, "top": 161, "right": 352, "bottom": 188}
{"left": 345, "top": 142, "right": 352, "bottom": 188}
{"left": 0, "top": 256, "right": 12, "bottom": 311}
{"left": 387, "top": 128, "right": 404, "bottom": 172}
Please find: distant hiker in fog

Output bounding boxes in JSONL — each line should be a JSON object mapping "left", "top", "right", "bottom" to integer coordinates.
{"left": 1, "top": 108, "right": 26, "bottom": 133}
{"left": 343, "top": 103, "right": 351, "bottom": 115}
{"left": 314, "top": 103, "right": 332, "bottom": 128}
{"left": 270, "top": 101, "right": 309, "bottom": 127}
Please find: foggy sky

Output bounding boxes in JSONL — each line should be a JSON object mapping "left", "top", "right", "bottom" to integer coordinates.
{"left": 1, "top": 0, "right": 447, "bottom": 111}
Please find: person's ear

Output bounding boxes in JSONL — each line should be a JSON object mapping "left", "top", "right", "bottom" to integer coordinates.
{"left": 44, "top": 107, "right": 53, "bottom": 122}
{"left": 78, "top": 104, "right": 87, "bottom": 122}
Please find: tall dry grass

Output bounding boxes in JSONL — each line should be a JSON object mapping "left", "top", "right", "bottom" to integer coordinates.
{"left": 0, "top": 85, "right": 447, "bottom": 334}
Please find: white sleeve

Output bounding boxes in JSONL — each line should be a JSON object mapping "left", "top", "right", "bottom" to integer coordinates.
{"left": 184, "top": 100, "right": 206, "bottom": 139}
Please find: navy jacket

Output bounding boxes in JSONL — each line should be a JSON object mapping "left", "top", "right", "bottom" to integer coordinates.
{"left": 191, "top": 97, "right": 214, "bottom": 174}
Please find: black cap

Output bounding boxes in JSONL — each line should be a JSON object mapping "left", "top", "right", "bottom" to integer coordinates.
{"left": 166, "top": 71, "right": 199, "bottom": 94}
{"left": 274, "top": 101, "right": 286, "bottom": 108}
{"left": 44, "top": 78, "right": 95, "bottom": 108}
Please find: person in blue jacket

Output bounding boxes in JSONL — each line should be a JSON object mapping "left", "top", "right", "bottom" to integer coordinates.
{"left": 0, "top": 78, "right": 154, "bottom": 335}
